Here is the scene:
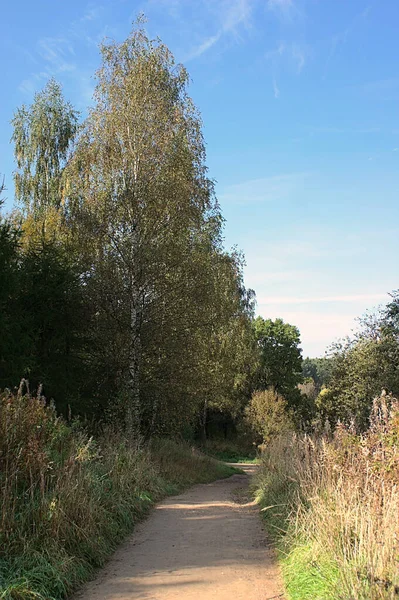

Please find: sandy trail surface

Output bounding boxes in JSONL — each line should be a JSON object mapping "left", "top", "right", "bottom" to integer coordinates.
{"left": 73, "top": 464, "right": 284, "bottom": 600}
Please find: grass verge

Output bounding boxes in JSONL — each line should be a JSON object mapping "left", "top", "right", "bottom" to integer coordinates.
{"left": 252, "top": 394, "right": 399, "bottom": 600}
{"left": 0, "top": 389, "right": 237, "bottom": 600}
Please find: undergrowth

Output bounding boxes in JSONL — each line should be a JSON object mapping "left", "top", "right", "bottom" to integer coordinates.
{"left": 0, "top": 387, "right": 236, "bottom": 600}
{"left": 253, "top": 393, "right": 399, "bottom": 600}
{"left": 201, "top": 439, "right": 257, "bottom": 463}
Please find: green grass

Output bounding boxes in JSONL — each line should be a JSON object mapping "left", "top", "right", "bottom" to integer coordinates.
{"left": 151, "top": 438, "right": 239, "bottom": 486}
{"left": 282, "top": 544, "right": 340, "bottom": 600}
{"left": 252, "top": 459, "right": 341, "bottom": 600}
{"left": 252, "top": 424, "right": 399, "bottom": 600}
{"left": 0, "top": 426, "right": 235, "bottom": 600}
{"left": 201, "top": 439, "right": 257, "bottom": 463}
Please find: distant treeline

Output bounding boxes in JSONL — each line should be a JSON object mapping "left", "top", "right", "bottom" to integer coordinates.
{"left": 300, "top": 294, "right": 399, "bottom": 430}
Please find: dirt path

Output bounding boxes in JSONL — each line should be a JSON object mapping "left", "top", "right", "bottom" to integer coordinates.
{"left": 74, "top": 464, "right": 284, "bottom": 600}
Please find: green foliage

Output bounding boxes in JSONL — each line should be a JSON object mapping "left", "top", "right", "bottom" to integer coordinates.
{"left": 301, "top": 357, "right": 332, "bottom": 390}
{"left": 5, "top": 23, "right": 257, "bottom": 434}
{"left": 0, "top": 209, "right": 21, "bottom": 387}
{"left": 0, "top": 234, "right": 87, "bottom": 412}
{"left": 253, "top": 317, "right": 303, "bottom": 399}
{"left": 245, "top": 388, "right": 294, "bottom": 446}
{"left": 253, "top": 317, "right": 306, "bottom": 422}
{"left": 385, "top": 289, "right": 399, "bottom": 331}
{"left": 12, "top": 78, "right": 78, "bottom": 216}
{"left": 52, "top": 21, "right": 256, "bottom": 435}
{"left": 323, "top": 303, "right": 399, "bottom": 429}
{"left": 18, "top": 243, "right": 86, "bottom": 411}
{"left": 68, "top": 20, "right": 218, "bottom": 432}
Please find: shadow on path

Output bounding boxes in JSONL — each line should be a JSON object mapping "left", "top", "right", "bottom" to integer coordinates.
{"left": 73, "top": 464, "right": 284, "bottom": 600}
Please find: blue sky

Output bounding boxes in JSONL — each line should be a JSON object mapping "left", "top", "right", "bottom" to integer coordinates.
{"left": 1, "top": 0, "right": 399, "bottom": 356}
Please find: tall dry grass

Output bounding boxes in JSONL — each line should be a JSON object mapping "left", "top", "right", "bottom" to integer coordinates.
{"left": 0, "top": 384, "right": 236, "bottom": 599}
{"left": 254, "top": 393, "right": 399, "bottom": 600}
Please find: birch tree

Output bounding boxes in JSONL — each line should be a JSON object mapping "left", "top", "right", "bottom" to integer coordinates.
{"left": 12, "top": 79, "right": 78, "bottom": 223}
{"left": 71, "top": 20, "right": 218, "bottom": 433}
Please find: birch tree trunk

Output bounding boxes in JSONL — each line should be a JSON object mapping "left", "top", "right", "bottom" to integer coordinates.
{"left": 126, "top": 223, "right": 141, "bottom": 438}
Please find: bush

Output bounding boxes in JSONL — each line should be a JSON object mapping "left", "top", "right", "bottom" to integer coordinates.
{"left": 245, "top": 388, "right": 294, "bottom": 446}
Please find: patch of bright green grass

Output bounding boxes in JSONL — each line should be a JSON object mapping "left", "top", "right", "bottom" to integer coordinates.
{"left": 201, "top": 439, "right": 257, "bottom": 463}
{"left": 253, "top": 469, "right": 340, "bottom": 600}
{"left": 282, "top": 544, "right": 340, "bottom": 600}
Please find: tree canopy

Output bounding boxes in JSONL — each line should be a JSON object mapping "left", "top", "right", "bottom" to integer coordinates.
{"left": 12, "top": 78, "right": 78, "bottom": 216}
{"left": 253, "top": 316, "right": 304, "bottom": 415}
{"left": 317, "top": 300, "right": 399, "bottom": 429}
{"left": 2, "top": 22, "right": 258, "bottom": 440}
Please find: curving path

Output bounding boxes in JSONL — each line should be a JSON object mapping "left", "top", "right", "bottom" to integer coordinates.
{"left": 73, "top": 464, "right": 284, "bottom": 600}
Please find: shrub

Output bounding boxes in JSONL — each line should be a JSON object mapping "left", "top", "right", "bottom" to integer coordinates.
{"left": 244, "top": 388, "right": 294, "bottom": 446}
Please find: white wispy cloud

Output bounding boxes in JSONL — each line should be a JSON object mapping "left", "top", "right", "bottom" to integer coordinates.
{"left": 18, "top": 3, "right": 102, "bottom": 105}
{"left": 186, "top": 33, "right": 222, "bottom": 60}
{"left": 323, "top": 5, "right": 373, "bottom": 79}
{"left": 265, "top": 42, "right": 286, "bottom": 60}
{"left": 18, "top": 79, "right": 37, "bottom": 95}
{"left": 273, "top": 76, "right": 280, "bottom": 98}
{"left": 219, "top": 172, "right": 312, "bottom": 204}
{"left": 185, "top": 0, "right": 252, "bottom": 60}
{"left": 80, "top": 7, "right": 102, "bottom": 22}
{"left": 37, "top": 37, "right": 76, "bottom": 73}
{"left": 222, "top": 0, "right": 252, "bottom": 30}
{"left": 264, "top": 40, "right": 307, "bottom": 97}
{"left": 257, "top": 293, "right": 388, "bottom": 305}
